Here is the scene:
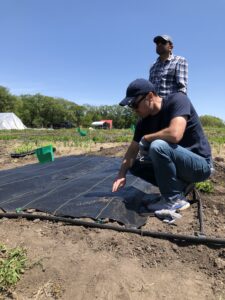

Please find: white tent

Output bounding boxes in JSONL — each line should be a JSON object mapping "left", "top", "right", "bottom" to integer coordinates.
{"left": 91, "top": 121, "right": 110, "bottom": 129}
{"left": 91, "top": 121, "right": 105, "bottom": 127}
{"left": 0, "top": 113, "right": 26, "bottom": 130}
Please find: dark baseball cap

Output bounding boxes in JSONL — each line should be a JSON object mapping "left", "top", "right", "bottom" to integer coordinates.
{"left": 153, "top": 34, "right": 173, "bottom": 44}
{"left": 119, "top": 79, "right": 156, "bottom": 106}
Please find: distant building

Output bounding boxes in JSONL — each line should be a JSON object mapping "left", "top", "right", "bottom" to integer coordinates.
{"left": 91, "top": 120, "right": 112, "bottom": 129}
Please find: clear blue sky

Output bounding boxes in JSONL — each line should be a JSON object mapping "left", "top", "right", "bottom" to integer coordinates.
{"left": 1, "top": 0, "right": 225, "bottom": 120}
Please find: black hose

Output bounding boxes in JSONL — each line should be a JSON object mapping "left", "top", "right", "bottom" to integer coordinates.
{"left": 10, "top": 147, "right": 56, "bottom": 158}
{"left": 1, "top": 212, "right": 225, "bottom": 247}
{"left": 194, "top": 189, "right": 205, "bottom": 235}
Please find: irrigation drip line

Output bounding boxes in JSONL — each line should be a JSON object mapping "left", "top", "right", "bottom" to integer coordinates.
{"left": 10, "top": 147, "right": 56, "bottom": 158}
{"left": 0, "top": 212, "right": 225, "bottom": 247}
{"left": 188, "top": 188, "right": 205, "bottom": 236}
{"left": 194, "top": 188, "right": 205, "bottom": 236}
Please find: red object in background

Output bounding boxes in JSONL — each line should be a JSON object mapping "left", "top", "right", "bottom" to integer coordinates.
{"left": 100, "top": 120, "right": 113, "bottom": 129}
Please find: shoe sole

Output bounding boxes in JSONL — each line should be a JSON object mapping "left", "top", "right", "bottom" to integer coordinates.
{"left": 176, "top": 202, "right": 190, "bottom": 211}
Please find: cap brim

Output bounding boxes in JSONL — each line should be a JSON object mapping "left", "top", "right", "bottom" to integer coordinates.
{"left": 119, "top": 97, "right": 135, "bottom": 106}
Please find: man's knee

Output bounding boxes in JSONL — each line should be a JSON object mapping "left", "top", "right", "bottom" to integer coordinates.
{"left": 150, "top": 139, "right": 169, "bottom": 154}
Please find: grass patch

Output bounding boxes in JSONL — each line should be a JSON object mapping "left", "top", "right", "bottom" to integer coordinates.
{"left": 0, "top": 129, "right": 133, "bottom": 152}
{"left": 195, "top": 180, "right": 214, "bottom": 193}
{"left": 0, "top": 127, "right": 224, "bottom": 156}
{"left": 0, "top": 244, "right": 27, "bottom": 291}
{"left": 13, "top": 142, "right": 37, "bottom": 154}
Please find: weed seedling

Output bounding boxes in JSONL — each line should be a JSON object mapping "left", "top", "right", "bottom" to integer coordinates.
{"left": 0, "top": 244, "right": 27, "bottom": 291}
{"left": 195, "top": 180, "right": 214, "bottom": 193}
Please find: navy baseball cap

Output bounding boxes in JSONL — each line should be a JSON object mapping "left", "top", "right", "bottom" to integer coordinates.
{"left": 153, "top": 34, "right": 173, "bottom": 44}
{"left": 119, "top": 79, "right": 156, "bottom": 106}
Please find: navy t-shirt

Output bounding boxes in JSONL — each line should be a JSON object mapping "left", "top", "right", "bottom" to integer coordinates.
{"left": 133, "top": 92, "right": 211, "bottom": 159}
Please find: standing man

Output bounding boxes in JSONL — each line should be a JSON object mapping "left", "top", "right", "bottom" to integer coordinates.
{"left": 112, "top": 79, "right": 212, "bottom": 212}
{"left": 149, "top": 34, "right": 188, "bottom": 97}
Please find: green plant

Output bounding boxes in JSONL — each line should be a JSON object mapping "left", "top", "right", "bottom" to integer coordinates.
{"left": 13, "top": 142, "right": 36, "bottom": 154}
{"left": 0, "top": 244, "right": 27, "bottom": 291}
{"left": 200, "top": 115, "right": 225, "bottom": 128}
{"left": 195, "top": 180, "right": 214, "bottom": 193}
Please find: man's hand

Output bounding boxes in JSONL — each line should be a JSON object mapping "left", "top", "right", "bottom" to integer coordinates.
{"left": 112, "top": 177, "right": 126, "bottom": 192}
{"left": 139, "top": 137, "right": 150, "bottom": 157}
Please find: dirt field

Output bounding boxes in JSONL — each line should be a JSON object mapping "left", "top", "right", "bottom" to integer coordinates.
{"left": 0, "top": 142, "right": 225, "bottom": 300}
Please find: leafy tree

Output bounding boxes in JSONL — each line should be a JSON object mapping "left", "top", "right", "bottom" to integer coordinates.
{"left": 0, "top": 86, "right": 17, "bottom": 112}
{"left": 200, "top": 115, "right": 225, "bottom": 128}
{"left": 82, "top": 104, "right": 138, "bottom": 129}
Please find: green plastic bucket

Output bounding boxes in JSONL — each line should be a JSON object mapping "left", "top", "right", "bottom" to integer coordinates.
{"left": 35, "top": 145, "right": 54, "bottom": 164}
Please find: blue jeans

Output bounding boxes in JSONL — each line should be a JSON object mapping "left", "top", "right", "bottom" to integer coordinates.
{"left": 130, "top": 139, "right": 211, "bottom": 200}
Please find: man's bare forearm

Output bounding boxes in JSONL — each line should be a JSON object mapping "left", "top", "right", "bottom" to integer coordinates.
{"left": 144, "top": 116, "right": 187, "bottom": 144}
{"left": 118, "top": 141, "right": 139, "bottom": 177}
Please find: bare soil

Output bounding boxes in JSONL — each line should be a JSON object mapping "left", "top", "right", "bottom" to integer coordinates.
{"left": 0, "top": 142, "right": 225, "bottom": 300}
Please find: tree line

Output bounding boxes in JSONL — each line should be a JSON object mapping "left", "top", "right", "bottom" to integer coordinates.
{"left": 0, "top": 85, "right": 224, "bottom": 129}
{"left": 0, "top": 86, "right": 137, "bottom": 129}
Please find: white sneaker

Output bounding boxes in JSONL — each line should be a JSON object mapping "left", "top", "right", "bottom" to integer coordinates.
{"left": 146, "top": 195, "right": 190, "bottom": 212}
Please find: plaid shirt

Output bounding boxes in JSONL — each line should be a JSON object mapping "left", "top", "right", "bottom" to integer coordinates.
{"left": 149, "top": 54, "right": 188, "bottom": 97}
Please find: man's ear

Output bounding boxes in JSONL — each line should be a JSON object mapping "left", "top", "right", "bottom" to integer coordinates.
{"left": 146, "top": 92, "right": 154, "bottom": 104}
{"left": 148, "top": 92, "right": 154, "bottom": 99}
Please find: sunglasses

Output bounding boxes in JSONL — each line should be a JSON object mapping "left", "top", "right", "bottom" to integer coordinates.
{"left": 128, "top": 94, "right": 147, "bottom": 109}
